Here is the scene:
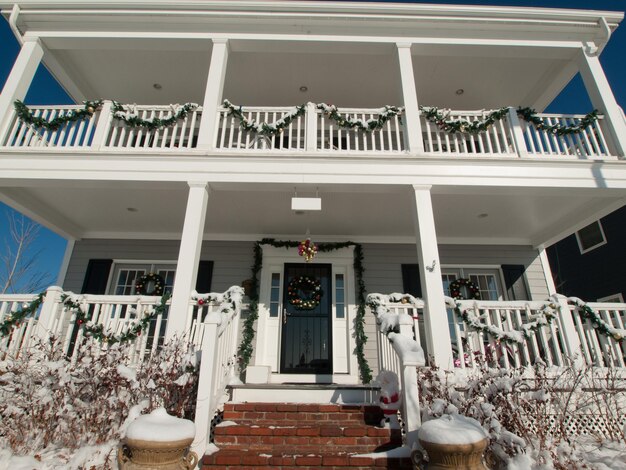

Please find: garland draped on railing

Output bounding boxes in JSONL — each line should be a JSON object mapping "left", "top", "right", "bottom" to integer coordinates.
{"left": 60, "top": 293, "right": 170, "bottom": 344}
{"left": 444, "top": 296, "right": 559, "bottom": 346}
{"left": 13, "top": 100, "right": 199, "bottom": 132}
{"left": 420, "top": 105, "right": 599, "bottom": 136}
{"left": 569, "top": 297, "right": 625, "bottom": 342}
{"left": 111, "top": 102, "right": 199, "bottom": 130}
{"left": 13, "top": 100, "right": 103, "bottom": 131}
{"left": 316, "top": 103, "right": 404, "bottom": 132}
{"left": 237, "top": 238, "right": 372, "bottom": 383}
{"left": 222, "top": 99, "right": 306, "bottom": 136}
{"left": 0, "top": 293, "right": 44, "bottom": 337}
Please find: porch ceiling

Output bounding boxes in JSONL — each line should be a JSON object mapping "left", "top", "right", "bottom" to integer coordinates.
{"left": 36, "top": 37, "right": 576, "bottom": 110}
{"left": 1, "top": 182, "right": 622, "bottom": 247}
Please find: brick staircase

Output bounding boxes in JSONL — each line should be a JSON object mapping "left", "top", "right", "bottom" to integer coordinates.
{"left": 202, "top": 402, "right": 412, "bottom": 469}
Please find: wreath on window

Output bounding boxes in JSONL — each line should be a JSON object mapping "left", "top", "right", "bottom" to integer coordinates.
{"left": 287, "top": 276, "right": 323, "bottom": 310}
{"left": 135, "top": 273, "right": 165, "bottom": 296}
{"left": 449, "top": 278, "right": 481, "bottom": 300}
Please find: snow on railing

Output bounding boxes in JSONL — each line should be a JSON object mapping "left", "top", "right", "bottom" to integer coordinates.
{"left": 520, "top": 113, "right": 610, "bottom": 158}
{"left": 0, "top": 292, "right": 41, "bottom": 355}
{"left": 569, "top": 301, "right": 626, "bottom": 368}
{"left": 103, "top": 103, "right": 202, "bottom": 150}
{"left": 421, "top": 109, "right": 515, "bottom": 156}
{"left": 0, "top": 105, "right": 100, "bottom": 149}
{"left": 214, "top": 105, "right": 306, "bottom": 150}
{"left": 317, "top": 106, "right": 405, "bottom": 152}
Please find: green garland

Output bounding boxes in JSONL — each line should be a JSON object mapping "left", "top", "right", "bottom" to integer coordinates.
{"left": 317, "top": 103, "right": 404, "bottom": 132}
{"left": 223, "top": 100, "right": 306, "bottom": 136}
{"left": 237, "top": 238, "right": 372, "bottom": 384}
{"left": 0, "top": 293, "right": 44, "bottom": 337}
{"left": 420, "top": 105, "right": 599, "bottom": 136}
{"left": 516, "top": 107, "right": 599, "bottom": 136}
{"left": 111, "top": 101, "right": 199, "bottom": 130}
{"left": 446, "top": 297, "right": 559, "bottom": 346}
{"left": 13, "top": 100, "right": 103, "bottom": 131}
{"left": 569, "top": 297, "right": 625, "bottom": 342}
{"left": 61, "top": 293, "right": 170, "bottom": 344}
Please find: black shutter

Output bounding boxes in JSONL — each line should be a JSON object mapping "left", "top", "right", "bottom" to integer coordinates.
{"left": 81, "top": 259, "right": 113, "bottom": 294}
{"left": 195, "top": 260, "right": 214, "bottom": 293}
{"left": 401, "top": 264, "right": 422, "bottom": 298}
{"left": 501, "top": 265, "right": 529, "bottom": 300}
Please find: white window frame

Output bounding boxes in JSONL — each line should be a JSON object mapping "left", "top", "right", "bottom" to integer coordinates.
{"left": 597, "top": 293, "right": 624, "bottom": 303}
{"left": 106, "top": 259, "right": 177, "bottom": 295}
{"left": 575, "top": 220, "right": 607, "bottom": 254}
{"left": 440, "top": 265, "right": 508, "bottom": 301}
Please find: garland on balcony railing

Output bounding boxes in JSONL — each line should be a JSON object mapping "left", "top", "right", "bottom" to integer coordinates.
{"left": 420, "top": 105, "right": 599, "bottom": 136}
{"left": 445, "top": 296, "right": 559, "bottom": 346}
{"left": 13, "top": 100, "right": 103, "bottom": 131}
{"left": 0, "top": 292, "right": 44, "bottom": 337}
{"left": 222, "top": 99, "right": 306, "bottom": 136}
{"left": 238, "top": 238, "right": 372, "bottom": 383}
{"left": 569, "top": 297, "right": 625, "bottom": 342}
{"left": 60, "top": 293, "right": 170, "bottom": 344}
{"left": 111, "top": 102, "right": 199, "bottom": 130}
{"left": 316, "top": 103, "right": 404, "bottom": 132}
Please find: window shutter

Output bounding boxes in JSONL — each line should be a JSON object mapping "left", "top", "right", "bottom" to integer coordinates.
{"left": 401, "top": 264, "right": 422, "bottom": 298}
{"left": 195, "top": 261, "right": 214, "bottom": 293}
{"left": 501, "top": 265, "right": 529, "bottom": 300}
{"left": 81, "top": 259, "right": 113, "bottom": 294}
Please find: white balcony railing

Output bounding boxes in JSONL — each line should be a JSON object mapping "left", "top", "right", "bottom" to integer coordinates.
{"left": 0, "top": 102, "right": 618, "bottom": 160}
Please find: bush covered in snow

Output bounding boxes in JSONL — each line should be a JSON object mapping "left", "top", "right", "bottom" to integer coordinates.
{"left": 418, "top": 360, "right": 626, "bottom": 469}
{"left": 0, "top": 336, "right": 198, "bottom": 468}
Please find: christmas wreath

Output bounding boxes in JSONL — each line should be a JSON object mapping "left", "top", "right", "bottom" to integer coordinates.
{"left": 449, "top": 278, "right": 481, "bottom": 300}
{"left": 135, "top": 273, "right": 165, "bottom": 296}
{"left": 287, "top": 276, "right": 323, "bottom": 310}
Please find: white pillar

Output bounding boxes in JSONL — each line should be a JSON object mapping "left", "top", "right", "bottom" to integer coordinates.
{"left": 0, "top": 38, "right": 44, "bottom": 137}
{"left": 166, "top": 182, "right": 210, "bottom": 338}
{"left": 577, "top": 47, "right": 626, "bottom": 158}
{"left": 396, "top": 43, "right": 424, "bottom": 154}
{"left": 411, "top": 185, "right": 453, "bottom": 368}
{"left": 538, "top": 248, "right": 557, "bottom": 296}
{"left": 197, "top": 39, "right": 229, "bottom": 150}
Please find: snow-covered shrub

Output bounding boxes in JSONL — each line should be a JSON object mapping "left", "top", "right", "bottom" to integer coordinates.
{"left": 0, "top": 335, "right": 198, "bottom": 465}
{"left": 418, "top": 360, "right": 626, "bottom": 470}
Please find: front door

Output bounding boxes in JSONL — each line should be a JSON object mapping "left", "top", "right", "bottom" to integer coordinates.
{"left": 280, "top": 263, "right": 332, "bottom": 374}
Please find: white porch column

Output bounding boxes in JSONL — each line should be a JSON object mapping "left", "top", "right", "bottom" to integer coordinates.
{"left": 0, "top": 38, "right": 43, "bottom": 137}
{"left": 197, "top": 39, "right": 229, "bottom": 150}
{"left": 166, "top": 182, "right": 210, "bottom": 338}
{"left": 577, "top": 47, "right": 626, "bottom": 158}
{"left": 396, "top": 43, "right": 424, "bottom": 154}
{"left": 411, "top": 185, "right": 453, "bottom": 368}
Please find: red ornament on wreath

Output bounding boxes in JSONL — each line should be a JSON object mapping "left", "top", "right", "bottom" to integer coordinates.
{"left": 287, "top": 276, "right": 323, "bottom": 310}
{"left": 449, "top": 278, "right": 481, "bottom": 300}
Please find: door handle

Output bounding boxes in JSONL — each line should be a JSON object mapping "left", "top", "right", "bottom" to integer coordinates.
{"left": 283, "top": 308, "right": 291, "bottom": 324}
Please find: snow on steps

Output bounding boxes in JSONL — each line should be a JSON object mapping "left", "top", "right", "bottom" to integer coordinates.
{"left": 202, "top": 403, "right": 412, "bottom": 469}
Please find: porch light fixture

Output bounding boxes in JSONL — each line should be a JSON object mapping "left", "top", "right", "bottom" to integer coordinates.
{"left": 291, "top": 187, "right": 321, "bottom": 211}
{"left": 299, "top": 86, "right": 308, "bottom": 92}
{"left": 455, "top": 88, "right": 464, "bottom": 95}
{"left": 153, "top": 83, "right": 162, "bottom": 90}
{"left": 477, "top": 213, "right": 488, "bottom": 218}
{"left": 126, "top": 207, "right": 138, "bottom": 212}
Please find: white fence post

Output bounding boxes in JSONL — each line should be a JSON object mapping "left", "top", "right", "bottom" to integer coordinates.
{"left": 91, "top": 100, "right": 113, "bottom": 149}
{"left": 507, "top": 107, "right": 528, "bottom": 158}
{"left": 34, "top": 286, "right": 63, "bottom": 342}
{"left": 554, "top": 294, "right": 585, "bottom": 368}
{"left": 305, "top": 102, "right": 317, "bottom": 151}
{"left": 400, "top": 361, "right": 421, "bottom": 450}
{"left": 192, "top": 318, "right": 220, "bottom": 458}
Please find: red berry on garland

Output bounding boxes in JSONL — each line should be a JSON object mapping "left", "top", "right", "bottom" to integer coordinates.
{"left": 198, "top": 298, "right": 205, "bottom": 306}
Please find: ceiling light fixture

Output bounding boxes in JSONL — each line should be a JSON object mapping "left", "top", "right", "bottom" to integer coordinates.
{"left": 153, "top": 83, "right": 162, "bottom": 90}
{"left": 455, "top": 88, "right": 464, "bottom": 95}
{"left": 127, "top": 207, "right": 138, "bottom": 212}
{"left": 299, "top": 86, "right": 308, "bottom": 92}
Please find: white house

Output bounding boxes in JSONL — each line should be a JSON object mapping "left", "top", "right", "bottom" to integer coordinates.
{"left": 0, "top": 1, "right": 625, "bottom": 465}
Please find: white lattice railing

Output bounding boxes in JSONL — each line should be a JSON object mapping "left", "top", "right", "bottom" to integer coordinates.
{"left": 421, "top": 109, "right": 515, "bottom": 156}
{"left": 214, "top": 105, "right": 306, "bottom": 150}
{"left": 521, "top": 114, "right": 610, "bottom": 158}
{"left": 0, "top": 105, "right": 101, "bottom": 149}
{"left": 103, "top": 104, "right": 202, "bottom": 150}
{"left": 570, "top": 301, "right": 626, "bottom": 368}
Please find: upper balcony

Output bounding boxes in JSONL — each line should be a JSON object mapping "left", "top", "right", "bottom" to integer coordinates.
{"left": 0, "top": 100, "right": 617, "bottom": 160}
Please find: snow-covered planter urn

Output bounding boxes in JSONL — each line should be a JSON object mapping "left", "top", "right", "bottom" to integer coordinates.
{"left": 415, "top": 415, "right": 489, "bottom": 470}
{"left": 118, "top": 408, "right": 198, "bottom": 470}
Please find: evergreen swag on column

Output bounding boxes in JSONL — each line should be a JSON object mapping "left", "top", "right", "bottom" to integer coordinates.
{"left": 237, "top": 238, "right": 372, "bottom": 384}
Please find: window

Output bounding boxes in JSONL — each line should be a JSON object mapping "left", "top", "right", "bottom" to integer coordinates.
{"left": 269, "top": 273, "right": 281, "bottom": 317}
{"left": 597, "top": 293, "right": 624, "bottom": 303}
{"left": 335, "top": 274, "right": 345, "bottom": 318}
{"left": 110, "top": 263, "right": 176, "bottom": 295}
{"left": 575, "top": 220, "right": 607, "bottom": 254}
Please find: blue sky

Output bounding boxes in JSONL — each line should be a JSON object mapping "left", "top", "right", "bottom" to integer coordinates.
{"left": 0, "top": 0, "right": 625, "bottom": 287}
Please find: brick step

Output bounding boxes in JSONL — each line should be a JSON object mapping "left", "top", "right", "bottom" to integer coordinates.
{"left": 202, "top": 449, "right": 413, "bottom": 469}
{"left": 215, "top": 423, "right": 400, "bottom": 439}
{"left": 212, "top": 438, "right": 400, "bottom": 454}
